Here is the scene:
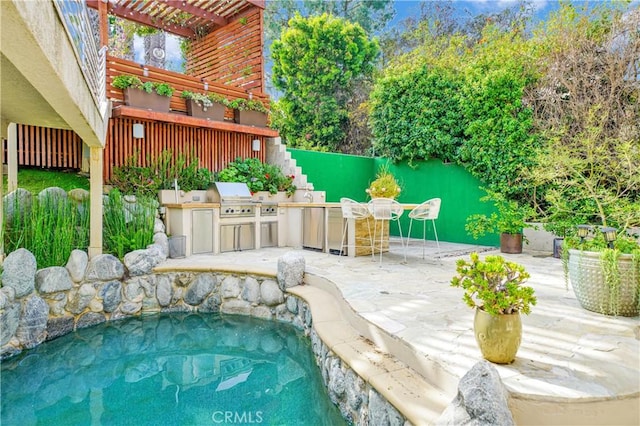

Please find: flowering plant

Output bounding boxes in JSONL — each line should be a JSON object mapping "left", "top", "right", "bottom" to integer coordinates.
{"left": 216, "top": 157, "right": 296, "bottom": 197}
{"left": 366, "top": 165, "right": 401, "bottom": 199}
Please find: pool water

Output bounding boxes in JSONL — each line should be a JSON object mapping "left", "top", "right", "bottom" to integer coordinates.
{"left": 1, "top": 313, "right": 346, "bottom": 426}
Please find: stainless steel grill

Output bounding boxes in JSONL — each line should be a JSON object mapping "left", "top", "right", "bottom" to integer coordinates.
{"left": 210, "top": 182, "right": 256, "bottom": 218}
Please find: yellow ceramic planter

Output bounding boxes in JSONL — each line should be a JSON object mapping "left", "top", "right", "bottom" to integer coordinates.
{"left": 474, "top": 308, "right": 522, "bottom": 364}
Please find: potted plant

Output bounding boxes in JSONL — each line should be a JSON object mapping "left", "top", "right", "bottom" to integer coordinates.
{"left": 112, "top": 74, "right": 175, "bottom": 113}
{"left": 229, "top": 97, "right": 268, "bottom": 127}
{"left": 562, "top": 227, "right": 639, "bottom": 317}
{"left": 466, "top": 190, "right": 534, "bottom": 254}
{"left": 365, "top": 165, "right": 401, "bottom": 200}
{"left": 450, "top": 252, "right": 537, "bottom": 363}
{"left": 181, "top": 91, "right": 228, "bottom": 121}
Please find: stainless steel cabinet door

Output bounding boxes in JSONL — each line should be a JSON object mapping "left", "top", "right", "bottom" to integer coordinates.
{"left": 192, "top": 209, "right": 214, "bottom": 254}
{"left": 237, "top": 224, "right": 255, "bottom": 251}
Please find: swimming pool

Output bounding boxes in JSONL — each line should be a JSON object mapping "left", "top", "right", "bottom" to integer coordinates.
{"left": 1, "top": 313, "right": 346, "bottom": 425}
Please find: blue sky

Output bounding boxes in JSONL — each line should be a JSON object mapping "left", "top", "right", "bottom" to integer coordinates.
{"left": 390, "top": 0, "right": 561, "bottom": 28}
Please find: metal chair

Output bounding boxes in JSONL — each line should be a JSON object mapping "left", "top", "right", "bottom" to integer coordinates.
{"left": 339, "top": 198, "right": 373, "bottom": 258}
{"left": 367, "top": 198, "right": 405, "bottom": 266}
{"left": 408, "top": 198, "right": 441, "bottom": 258}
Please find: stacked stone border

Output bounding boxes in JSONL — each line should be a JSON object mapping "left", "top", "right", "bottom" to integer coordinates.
{"left": 0, "top": 244, "right": 408, "bottom": 425}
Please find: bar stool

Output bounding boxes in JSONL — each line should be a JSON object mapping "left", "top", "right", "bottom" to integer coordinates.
{"left": 408, "top": 198, "right": 441, "bottom": 258}
{"left": 367, "top": 198, "right": 405, "bottom": 266}
{"left": 339, "top": 198, "right": 373, "bottom": 258}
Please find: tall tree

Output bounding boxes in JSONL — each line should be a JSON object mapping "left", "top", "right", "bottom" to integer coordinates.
{"left": 271, "top": 13, "right": 379, "bottom": 152}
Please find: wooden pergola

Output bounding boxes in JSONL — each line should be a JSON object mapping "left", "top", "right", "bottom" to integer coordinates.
{"left": 88, "top": 0, "right": 265, "bottom": 40}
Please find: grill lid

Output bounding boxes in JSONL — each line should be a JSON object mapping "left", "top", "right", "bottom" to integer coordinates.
{"left": 211, "top": 182, "right": 253, "bottom": 203}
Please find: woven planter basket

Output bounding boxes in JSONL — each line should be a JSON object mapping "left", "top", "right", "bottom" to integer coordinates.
{"left": 568, "top": 249, "right": 639, "bottom": 316}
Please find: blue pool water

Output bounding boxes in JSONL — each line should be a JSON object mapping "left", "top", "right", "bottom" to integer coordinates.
{"left": 1, "top": 313, "right": 346, "bottom": 425}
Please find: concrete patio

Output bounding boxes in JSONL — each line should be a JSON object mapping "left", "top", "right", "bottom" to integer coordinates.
{"left": 158, "top": 238, "right": 640, "bottom": 425}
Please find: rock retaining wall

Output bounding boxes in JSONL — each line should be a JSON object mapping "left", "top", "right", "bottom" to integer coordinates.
{"left": 0, "top": 241, "right": 406, "bottom": 424}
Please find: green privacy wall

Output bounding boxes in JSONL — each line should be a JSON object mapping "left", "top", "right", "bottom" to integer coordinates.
{"left": 288, "top": 150, "right": 499, "bottom": 246}
{"left": 288, "top": 149, "right": 375, "bottom": 203}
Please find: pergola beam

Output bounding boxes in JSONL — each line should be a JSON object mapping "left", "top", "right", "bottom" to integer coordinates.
{"left": 108, "top": 3, "right": 196, "bottom": 38}
{"left": 154, "top": 0, "right": 228, "bottom": 28}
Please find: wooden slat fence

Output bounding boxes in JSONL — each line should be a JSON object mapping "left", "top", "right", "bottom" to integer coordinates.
{"left": 104, "top": 117, "right": 266, "bottom": 182}
{"left": 1, "top": 124, "right": 82, "bottom": 169}
{"left": 186, "top": 8, "right": 265, "bottom": 93}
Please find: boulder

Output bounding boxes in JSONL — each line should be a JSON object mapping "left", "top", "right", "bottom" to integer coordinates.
{"left": 2, "top": 248, "right": 37, "bottom": 297}
{"left": 156, "top": 275, "right": 173, "bottom": 307}
{"left": 0, "top": 301, "right": 21, "bottom": 346}
{"left": 124, "top": 246, "right": 164, "bottom": 277}
{"left": 242, "top": 277, "right": 261, "bottom": 304}
{"left": 85, "top": 254, "right": 125, "bottom": 281}
{"left": 68, "top": 188, "right": 90, "bottom": 203}
{"left": 46, "top": 316, "right": 75, "bottom": 340}
{"left": 260, "top": 280, "right": 284, "bottom": 306}
{"left": 153, "top": 218, "right": 165, "bottom": 234}
{"left": 66, "top": 284, "right": 97, "bottom": 314}
{"left": 369, "top": 389, "right": 404, "bottom": 426}
{"left": 436, "top": 361, "right": 514, "bottom": 426}
{"left": 220, "top": 276, "right": 241, "bottom": 299}
{"left": 152, "top": 233, "right": 169, "bottom": 258}
{"left": 76, "top": 312, "right": 106, "bottom": 329}
{"left": 98, "top": 281, "right": 122, "bottom": 313}
{"left": 15, "top": 295, "right": 50, "bottom": 349}
{"left": 37, "top": 187, "right": 67, "bottom": 206}
{"left": 66, "top": 249, "right": 88, "bottom": 283}
{"left": 184, "top": 274, "right": 216, "bottom": 306}
{"left": 35, "top": 267, "right": 73, "bottom": 293}
{"left": 3, "top": 188, "right": 32, "bottom": 224}
{"left": 277, "top": 251, "right": 305, "bottom": 291}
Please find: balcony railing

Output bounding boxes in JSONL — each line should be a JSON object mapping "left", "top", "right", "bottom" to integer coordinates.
{"left": 53, "top": 0, "right": 107, "bottom": 111}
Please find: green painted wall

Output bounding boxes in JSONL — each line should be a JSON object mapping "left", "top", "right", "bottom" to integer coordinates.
{"left": 289, "top": 150, "right": 499, "bottom": 246}
{"left": 288, "top": 149, "right": 375, "bottom": 203}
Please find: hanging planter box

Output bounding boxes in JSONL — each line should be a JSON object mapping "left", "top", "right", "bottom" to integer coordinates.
{"left": 234, "top": 110, "right": 268, "bottom": 127}
{"left": 186, "top": 99, "right": 226, "bottom": 121}
{"left": 123, "top": 88, "right": 171, "bottom": 113}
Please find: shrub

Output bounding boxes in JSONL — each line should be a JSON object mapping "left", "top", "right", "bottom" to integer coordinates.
{"left": 110, "top": 150, "right": 214, "bottom": 197}
{"left": 3, "top": 192, "right": 89, "bottom": 268}
{"left": 102, "top": 189, "right": 157, "bottom": 259}
{"left": 216, "top": 157, "right": 296, "bottom": 197}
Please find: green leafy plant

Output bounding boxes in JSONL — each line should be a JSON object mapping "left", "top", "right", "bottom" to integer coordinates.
{"left": 228, "top": 98, "right": 268, "bottom": 113}
{"left": 153, "top": 82, "right": 174, "bottom": 97}
{"left": 102, "top": 189, "right": 156, "bottom": 260}
{"left": 181, "top": 91, "right": 229, "bottom": 109}
{"left": 560, "top": 228, "right": 640, "bottom": 312}
{"left": 366, "top": 165, "right": 401, "bottom": 199}
{"left": 466, "top": 190, "right": 534, "bottom": 238}
{"left": 450, "top": 252, "right": 537, "bottom": 316}
{"left": 112, "top": 74, "right": 142, "bottom": 90}
{"left": 112, "top": 75, "right": 174, "bottom": 97}
{"left": 216, "top": 157, "right": 296, "bottom": 197}
{"left": 110, "top": 149, "right": 214, "bottom": 197}
{"left": 3, "top": 192, "right": 89, "bottom": 268}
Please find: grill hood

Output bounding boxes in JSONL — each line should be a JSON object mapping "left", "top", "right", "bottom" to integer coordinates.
{"left": 209, "top": 182, "right": 253, "bottom": 203}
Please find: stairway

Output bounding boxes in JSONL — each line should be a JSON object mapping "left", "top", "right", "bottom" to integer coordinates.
{"left": 266, "top": 137, "right": 314, "bottom": 191}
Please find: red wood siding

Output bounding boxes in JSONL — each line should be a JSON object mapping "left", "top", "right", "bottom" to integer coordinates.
{"left": 2, "top": 125, "right": 82, "bottom": 169}
{"left": 186, "top": 8, "right": 265, "bottom": 94}
{"left": 104, "top": 117, "right": 267, "bottom": 182}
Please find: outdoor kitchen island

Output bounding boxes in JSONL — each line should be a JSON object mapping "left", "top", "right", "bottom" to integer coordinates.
{"left": 162, "top": 181, "right": 385, "bottom": 258}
